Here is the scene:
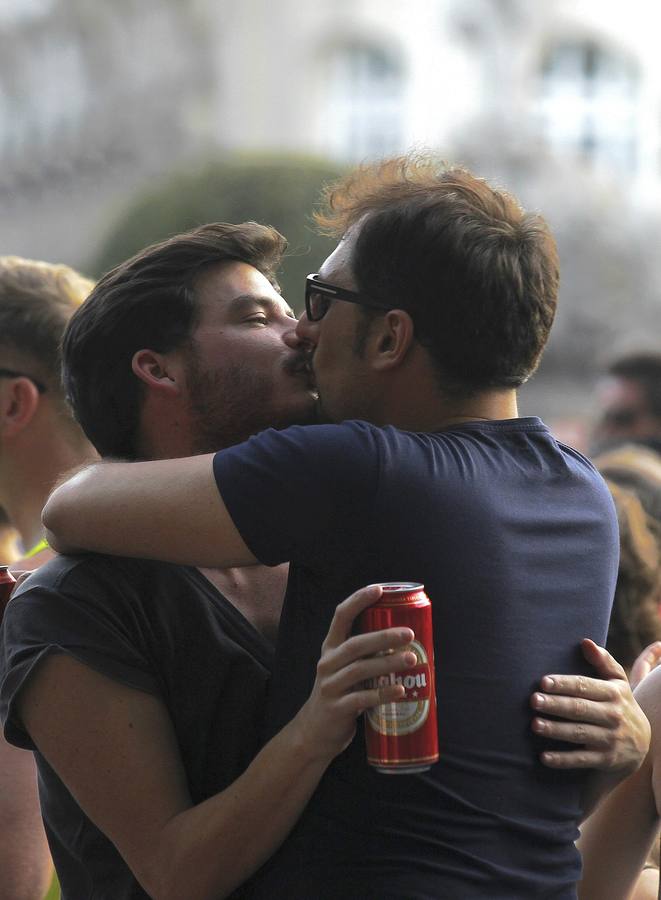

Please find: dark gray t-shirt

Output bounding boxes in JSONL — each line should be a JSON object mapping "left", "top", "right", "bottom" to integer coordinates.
{"left": 0, "top": 554, "right": 273, "bottom": 900}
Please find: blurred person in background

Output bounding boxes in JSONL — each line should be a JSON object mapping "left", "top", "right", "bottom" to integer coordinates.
{"left": 540, "top": 464, "right": 661, "bottom": 899}
{"left": 600, "top": 479, "right": 661, "bottom": 673}
{"left": 0, "top": 256, "right": 96, "bottom": 570}
{"left": 0, "top": 256, "right": 95, "bottom": 900}
{"left": 597, "top": 478, "right": 661, "bottom": 900}
{"left": 595, "top": 442, "right": 661, "bottom": 525}
{"left": 592, "top": 353, "right": 661, "bottom": 458}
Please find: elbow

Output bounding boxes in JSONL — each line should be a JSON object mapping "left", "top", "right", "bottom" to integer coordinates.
{"left": 41, "top": 495, "right": 70, "bottom": 554}
{"left": 41, "top": 475, "right": 89, "bottom": 554}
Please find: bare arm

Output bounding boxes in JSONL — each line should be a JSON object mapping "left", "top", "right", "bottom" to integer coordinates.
{"left": 530, "top": 640, "right": 651, "bottom": 818}
{"left": 43, "top": 456, "right": 255, "bottom": 568}
{"left": 18, "top": 585, "right": 414, "bottom": 900}
{"left": 0, "top": 734, "right": 52, "bottom": 900}
{"left": 577, "top": 666, "right": 661, "bottom": 899}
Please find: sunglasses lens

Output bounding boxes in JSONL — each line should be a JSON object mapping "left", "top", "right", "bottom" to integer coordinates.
{"left": 309, "top": 291, "right": 330, "bottom": 321}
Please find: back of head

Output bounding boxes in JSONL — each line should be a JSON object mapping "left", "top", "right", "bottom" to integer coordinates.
{"left": 315, "top": 154, "right": 559, "bottom": 396}
{"left": 0, "top": 256, "right": 93, "bottom": 403}
{"left": 62, "top": 222, "right": 287, "bottom": 459}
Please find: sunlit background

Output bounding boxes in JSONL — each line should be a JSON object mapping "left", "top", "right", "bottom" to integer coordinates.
{"left": 3, "top": 0, "right": 661, "bottom": 447}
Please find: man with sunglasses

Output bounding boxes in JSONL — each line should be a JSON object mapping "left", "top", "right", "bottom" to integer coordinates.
{"left": 0, "top": 256, "right": 96, "bottom": 899}
{"left": 592, "top": 353, "right": 661, "bottom": 458}
{"left": 37, "top": 158, "right": 645, "bottom": 897}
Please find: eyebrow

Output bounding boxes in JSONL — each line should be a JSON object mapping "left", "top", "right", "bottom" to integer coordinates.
{"left": 228, "top": 294, "right": 296, "bottom": 319}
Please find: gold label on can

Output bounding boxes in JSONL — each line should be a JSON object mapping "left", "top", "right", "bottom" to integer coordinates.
{"left": 366, "top": 639, "right": 432, "bottom": 736}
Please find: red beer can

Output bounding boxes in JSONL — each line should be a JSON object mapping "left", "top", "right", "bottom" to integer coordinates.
{"left": 359, "top": 582, "right": 438, "bottom": 774}
{"left": 0, "top": 565, "right": 16, "bottom": 623}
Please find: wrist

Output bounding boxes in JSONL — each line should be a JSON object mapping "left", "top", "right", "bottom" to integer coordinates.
{"left": 284, "top": 704, "right": 340, "bottom": 770}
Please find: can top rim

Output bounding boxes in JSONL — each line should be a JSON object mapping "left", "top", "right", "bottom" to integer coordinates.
{"left": 378, "top": 582, "right": 424, "bottom": 593}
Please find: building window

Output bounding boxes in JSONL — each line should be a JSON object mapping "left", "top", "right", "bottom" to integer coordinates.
{"left": 539, "top": 41, "right": 639, "bottom": 171}
{"left": 325, "top": 43, "right": 404, "bottom": 162}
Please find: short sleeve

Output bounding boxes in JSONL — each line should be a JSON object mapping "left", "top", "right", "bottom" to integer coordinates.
{"left": 212, "top": 422, "right": 382, "bottom": 567}
{"left": 0, "top": 558, "right": 159, "bottom": 749}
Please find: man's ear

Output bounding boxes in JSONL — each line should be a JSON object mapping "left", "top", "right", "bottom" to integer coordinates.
{"left": 371, "top": 309, "right": 416, "bottom": 371}
{"left": 0, "top": 377, "right": 41, "bottom": 437}
{"left": 131, "top": 350, "right": 182, "bottom": 397}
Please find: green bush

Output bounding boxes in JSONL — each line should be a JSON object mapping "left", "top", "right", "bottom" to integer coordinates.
{"left": 90, "top": 154, "right": 345, "bottom": 313}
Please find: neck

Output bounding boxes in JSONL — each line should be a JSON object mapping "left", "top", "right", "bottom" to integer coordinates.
{"left": 436, "top": 392, "right": 519, "bottom": 429}
{"left": 372, "top": 383, "right": 519, "bottom": 433}
{"left": 1, "top": 422, "right": 95, "bottom": 549}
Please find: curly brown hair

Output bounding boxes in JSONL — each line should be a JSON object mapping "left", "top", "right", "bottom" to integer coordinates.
{"left": 603, "top": 479, "right": 661, "bottom": 670}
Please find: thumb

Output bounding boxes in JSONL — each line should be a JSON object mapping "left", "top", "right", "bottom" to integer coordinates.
{"left": 580, "top": 638, "right": 626, "bottom": 681}
{"left": 630, "top": 641, "right": 661, "bottom": 690}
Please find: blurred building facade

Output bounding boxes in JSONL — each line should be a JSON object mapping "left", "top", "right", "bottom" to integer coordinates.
{"left": 212, "top": 0, "right": 661, "bottom": 201}
{"left": 2, "top": 0, "right": 661, "bottom": 275}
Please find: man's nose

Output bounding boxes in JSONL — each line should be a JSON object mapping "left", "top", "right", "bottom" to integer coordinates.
{"left": 283, "top": 313, "right": 317, "bottom": 350}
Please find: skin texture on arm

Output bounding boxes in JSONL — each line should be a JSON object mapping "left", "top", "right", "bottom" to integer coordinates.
{"left": 578, "top": 665, "right": 661, "bottom": 900}
{"left": 43, "top": 456, "right": 255, "bottom": 568}
{"left": 0, "top": 734, "right": 52, "bottom": 900}
{"left": 530, "top": 639, "right": 651, "bottom": 819}
{"left": 17, "top": 585, "right": 415, "bottom": 900}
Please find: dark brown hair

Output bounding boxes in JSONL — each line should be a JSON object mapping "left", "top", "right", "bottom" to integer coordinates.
{"left": 315, "top": 155, "right": 559, "bottom": 395}
{"left": 63, "top": 222, "right": 286, "bottom": 458}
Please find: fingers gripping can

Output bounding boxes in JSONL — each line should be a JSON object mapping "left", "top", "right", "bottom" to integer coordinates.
{"left": 359, "top": 582, "right": 439, "bottom": 774}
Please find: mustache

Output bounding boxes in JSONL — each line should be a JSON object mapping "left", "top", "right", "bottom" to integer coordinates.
{"left": 283, "top": 352, "right": 314, "bottom": 378}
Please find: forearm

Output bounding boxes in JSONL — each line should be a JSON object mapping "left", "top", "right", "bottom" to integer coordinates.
{"left": 0, "top": 738, "right": 52, "bottom": 900}
{"left": 42, "top": 456, "right": 255, "bottom": 567}
{"left": 580, "top": 766, "right": 637, "bottom": 821}
{"left": 578, "top": 761, "right": 659, "bottom": 899}
{"left": 148, "top": 718, "right": 330, "bottom": 900}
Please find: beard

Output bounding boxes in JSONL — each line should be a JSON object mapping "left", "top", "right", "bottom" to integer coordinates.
{"left": 184, "top": 352, "right": 316, "bottom": 454}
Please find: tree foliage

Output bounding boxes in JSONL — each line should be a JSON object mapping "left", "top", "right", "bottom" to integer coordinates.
{"left": 90, "top": 154, "right": 345, "bottom": 313}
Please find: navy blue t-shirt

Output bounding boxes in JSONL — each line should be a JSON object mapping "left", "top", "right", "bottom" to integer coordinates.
{"left": 213, "top": 418, "right": 618, "bottom": 899}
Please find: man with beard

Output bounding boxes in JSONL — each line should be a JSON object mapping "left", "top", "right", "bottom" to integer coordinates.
{"left": 0, "top": 223, "right": 416, "bottom": 899}
{"left": 37, "top": 158, "right": 650, "bottom": 898}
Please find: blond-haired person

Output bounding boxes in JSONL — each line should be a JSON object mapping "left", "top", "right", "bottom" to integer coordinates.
{"left": 0, "top": 257, "right": 96, "bottom": 899}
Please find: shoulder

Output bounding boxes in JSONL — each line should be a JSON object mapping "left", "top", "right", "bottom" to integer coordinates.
{"left": 246, "top": 421, "right": 386, "bottom": 455}
{"left": 6, "top": 554, "right": 190, "bottom": 627}
{"left": 213, "top": 421, "right": 388, "bottom": 486}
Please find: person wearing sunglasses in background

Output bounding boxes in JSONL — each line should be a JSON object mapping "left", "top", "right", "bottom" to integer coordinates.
{"left": 0, "top": 257, "right": 96, "bottom": 899}
{"left": 592, "top": 353, "right": 661, "bottom": 459}
{"left": 36, "top": 156, "right": 650, "bottom": 899}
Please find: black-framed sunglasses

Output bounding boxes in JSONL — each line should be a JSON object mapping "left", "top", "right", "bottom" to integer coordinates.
{"left": 0, "top": 368, "right": 47, "bottom": 393}
{"left": 305, "top": 273, "right": 392, "bottom": 322}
